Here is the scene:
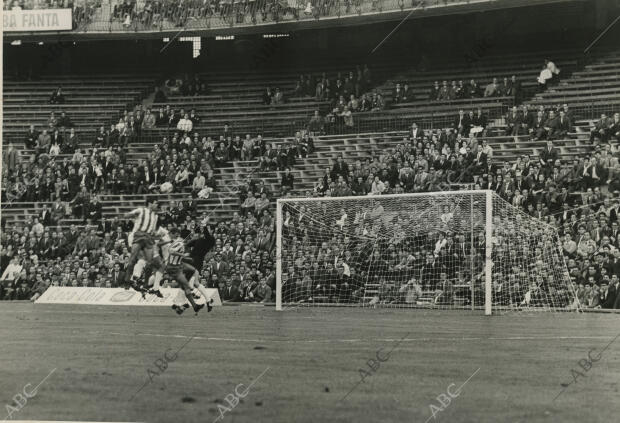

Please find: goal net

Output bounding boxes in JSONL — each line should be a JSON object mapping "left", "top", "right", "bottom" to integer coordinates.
{"left": 275, "top": 190, "right": 578, "bottom": 314}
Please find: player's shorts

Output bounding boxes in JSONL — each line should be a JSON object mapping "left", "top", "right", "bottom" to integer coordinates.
{"left": 165, "top": 264, "right": 184, "bottom": 278}
{"left": 132, "top": 231, "right": 155, "bottom": 249}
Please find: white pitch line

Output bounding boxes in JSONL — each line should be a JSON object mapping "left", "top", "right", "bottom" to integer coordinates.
{"left": 104, "top": 332, "right": 618, "bottom": 344}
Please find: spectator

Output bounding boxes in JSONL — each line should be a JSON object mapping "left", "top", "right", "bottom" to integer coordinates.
{"left": 281, "top": 168, "right": 294, "bottom": 194}
{"left": 537, "top": 64, "right": 553, "bottom": 91}
{"left": 177, "top": 113, "right": 193, "bottom": 133}
{"left": 49, "top": 87, "right": 65, "bottom": 104}
{"left": 545, "top": 59, "right": 561, "bottom": 84}
{"left": 24, "top": 125, "right": 38, "bottom": 149}
{"left": 484, "top": 78, "right": 499, "bottom": 97}
{"left": 262, "top": 88, "right": 273, "bottom": 105}
{"left": 272, "top": 88, "right": 284, "bottom": 105}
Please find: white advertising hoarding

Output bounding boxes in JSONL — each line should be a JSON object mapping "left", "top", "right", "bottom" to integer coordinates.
{"left": 35, "top": 286, "right": 222, "bottom": 306}
{"left": 3, "top": 8, "right": 73, "bottom": 32}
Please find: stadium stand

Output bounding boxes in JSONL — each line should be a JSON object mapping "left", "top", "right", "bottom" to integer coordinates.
{"left": 2, "top": 42, "right": 619, "bottom": 307}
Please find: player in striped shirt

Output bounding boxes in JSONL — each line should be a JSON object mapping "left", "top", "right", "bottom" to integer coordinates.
{"left": 123, "top": 199, "right": 159, "bottom": 288}
{"left": 166, "top": 228, "right": 214, "bottom": 315}
{"left": 142, "top": 226, "right": 173, "bottom": 298}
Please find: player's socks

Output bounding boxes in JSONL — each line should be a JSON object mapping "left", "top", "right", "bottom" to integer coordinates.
{"left": 132, "top": 259, "right": 146, "bottom": 286}
{"left": 148, "top": 271, "right": 164, "bottom": 298}
{"left": 195, "top": 284, "right": 210, "bottom": 302}
{"left": 153, "top": 271, "right": 162, "bottom": 290}
{"left": 193, "top": 285, "right": 214, "bottom": 312}
{"left": 184, "top": 288, "right": 200, "bottom": 313}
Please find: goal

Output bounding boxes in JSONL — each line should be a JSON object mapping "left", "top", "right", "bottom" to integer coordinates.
{"left": 275, "top": 190, "right": 578, "bottom": 314}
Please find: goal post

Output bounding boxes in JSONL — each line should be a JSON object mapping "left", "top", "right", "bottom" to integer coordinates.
{"left": 275, "top": 190, "right": 577, "bottom": 313}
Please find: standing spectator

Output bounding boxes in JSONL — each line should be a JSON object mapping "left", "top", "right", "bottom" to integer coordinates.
{"left": 3, "top": 143, "right": 20, "bottom": 173}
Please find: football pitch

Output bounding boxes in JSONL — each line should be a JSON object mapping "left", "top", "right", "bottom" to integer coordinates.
{"left": 1, "top": 303, "right": 620, "bottom": 423}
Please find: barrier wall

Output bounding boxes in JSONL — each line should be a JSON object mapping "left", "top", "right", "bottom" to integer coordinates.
{"left": 35, "top": 286, "right": 222, "bottom": 306}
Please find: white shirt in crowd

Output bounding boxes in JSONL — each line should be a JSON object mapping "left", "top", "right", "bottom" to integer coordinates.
{"left": 537, "top": 68, "right": 553, "bottom": 84}
{"left": 1, "top": 260, "right": 23, "bottom": 280}
{"left": 177, "top": 118, "right": 193, "bottom": 132}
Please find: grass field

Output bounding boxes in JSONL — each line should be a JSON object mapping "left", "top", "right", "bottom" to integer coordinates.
{"left": 1, "top": 303, "right": 620, "bottom": 423}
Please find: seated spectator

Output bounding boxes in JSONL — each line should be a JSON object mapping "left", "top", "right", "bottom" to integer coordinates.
{"left": 47, "top": 112, "right": 57, "bottom": 130}
{"left": 177, "top": 113, "right": 193, "bottom": 133}
{"left": 545, "top": 59, "right": 561, "bottom": 83}
{"left": 251, "top": 278, "right": 273, "bottom": 303}
{"left": 281, "top": 168, "right": 294, "bottom": 195}
{"left": 437, "top": 80, "right": 454, "bottom": 101}
{"left": 49, "top": 87, "right": 65, "bottom": 104}
{"left": 36, "top": 130, "right": 51, "bottom": 156}
{"left": 254, "top": 193, "right": 270, "bottom": 216}
{"left": 57, "top": 111, "right": 73, "bottom": 129}
{"left": 262, "top": 87, "right": 273, "bottom": 105}
{"left": 260, "top": 144, "right": 278, "bottom": 170}
{"left": 142, "top": 108, "right": 156, "bottom": 129}
{"left": 453, "top": 109, "right": 471, "bottom": 136}
{"left": 174, "top": 164, "right": 190, "bottom": 187}
{"left": 308, "top": 110, "right": 324, "bottom": 135}
{"left": 272, "top": 88, "right": 284, "bottom": 105}
{"left": 608, "top": 112, "right": 620, "bottom": 143}
{"left": 590, "top": 114, "right": 610, "bottom": 143}
{"left": 371, "top": 93, "right": 384, "bottom": 111}
{"left": 393, "top": 83, "right": 405, "bottom": 103}
{"left": 505, "top": 106, "right": 523, "bottom": 137}
{"left": 471, "top": 108, "right": 487, "bottom": 136}
{"left": 537, "top": 64, "right": 553, "bottom": 91}
{"left": 341, "top": 106, "right": 354, "bottom": 130}
{"left": 192, "top": 170, "right": 206, "bottom": 195}
{"left": 511, "top": 75, "right": 522, "bottom": 103}
{"left": 466, "top": 79, "right": 481, "bottom": 98}
{"left": 24, "top": 125, "right": 39, "bottom": 149}
{"left": 241, "top": 135, "right": 255, "bottom": 161}
{"left": 555, "top": 110, "right": 572, "bottom": 139}
{"left": 214, "top": 142, "right": 229, "bottom": 167}
{"left": 429, "top": 81, "right": 440, "bottom": 100}
{"left": 484, "top": 78, "right": 499, "bottom": 97}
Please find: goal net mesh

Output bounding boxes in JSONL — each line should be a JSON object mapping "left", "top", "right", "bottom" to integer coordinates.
{"left": 277, "top": 191, "right": 578, "bottom": 312}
